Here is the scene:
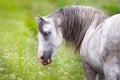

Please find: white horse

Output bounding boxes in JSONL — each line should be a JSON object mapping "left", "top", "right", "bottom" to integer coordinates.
{"left": 37, "top": 6, "right": 120, "bottom": 80}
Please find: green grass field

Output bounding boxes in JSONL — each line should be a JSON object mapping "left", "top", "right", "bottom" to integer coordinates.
{"left": 0, "top": 0, "right": 120, "bottom": 80}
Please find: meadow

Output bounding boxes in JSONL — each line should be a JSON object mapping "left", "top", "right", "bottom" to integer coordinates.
{"left": 0, "top": 0, "right": 120, "bottom": 80}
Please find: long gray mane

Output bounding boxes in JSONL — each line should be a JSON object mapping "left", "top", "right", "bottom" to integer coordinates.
{"left": 47, "top": 6, "right": 108, "bottom": 51}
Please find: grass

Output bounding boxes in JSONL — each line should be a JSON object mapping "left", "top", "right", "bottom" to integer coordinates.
{"left": 0, "top": 0, "right": 120, "bottom": 80}
{"left": 0, "top": 0, "right": 86, "bottom": 80}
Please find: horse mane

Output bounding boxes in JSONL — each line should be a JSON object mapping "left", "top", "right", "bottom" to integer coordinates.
{"left": 47, "top": 6, "right": 108, "bottom": 52}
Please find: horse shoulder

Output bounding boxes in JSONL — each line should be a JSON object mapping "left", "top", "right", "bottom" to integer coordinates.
{"left": 101, "top": 14, "right": 120, "bottom": 62}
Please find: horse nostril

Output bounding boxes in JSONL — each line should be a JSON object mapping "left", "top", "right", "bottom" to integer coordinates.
{"left": 41, "top": 56, "right": 44, "bottom": 60}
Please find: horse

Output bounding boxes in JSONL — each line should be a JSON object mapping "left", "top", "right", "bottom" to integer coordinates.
{"left": 36, "top": 6, "right": 120, "bottom": 80}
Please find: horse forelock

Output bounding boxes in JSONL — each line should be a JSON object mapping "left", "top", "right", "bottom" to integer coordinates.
{"left": 47, "top": 6, "right": 108, "bottom": 52}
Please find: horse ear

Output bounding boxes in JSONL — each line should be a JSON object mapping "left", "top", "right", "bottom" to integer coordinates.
{"left": 35, "top": 16, "right": 46, "bottom": 33}
{"left": 35, "top": 16, "right": 46, "bottom": 23}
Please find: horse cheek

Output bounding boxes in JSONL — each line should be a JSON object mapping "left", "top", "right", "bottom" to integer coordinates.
{"left": 38, "top": 42, "right": 43, "bottom": 61}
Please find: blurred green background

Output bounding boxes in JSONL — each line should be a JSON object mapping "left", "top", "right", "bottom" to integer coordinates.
{"left": 0, "top": 0, "right": 120, "bottom": 80}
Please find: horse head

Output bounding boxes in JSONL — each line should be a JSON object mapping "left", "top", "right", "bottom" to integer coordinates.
{"left": 36, "top": 16, "right": 63, "bottom": 65}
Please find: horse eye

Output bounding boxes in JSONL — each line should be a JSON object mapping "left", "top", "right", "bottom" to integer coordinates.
{"left": 43, "top": 31, "right": 51, "bottom": 36}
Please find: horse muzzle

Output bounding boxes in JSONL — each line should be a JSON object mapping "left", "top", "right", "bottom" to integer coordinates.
{"left": 41, "top": 57, "right": 52, "bottom": 65}
{"left": 38, "top": 50, "right": 53, "bottom": 66}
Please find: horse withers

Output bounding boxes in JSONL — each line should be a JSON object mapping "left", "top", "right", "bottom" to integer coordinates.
{"left": 36, "top": 6, "right": 120, "bottom": 80}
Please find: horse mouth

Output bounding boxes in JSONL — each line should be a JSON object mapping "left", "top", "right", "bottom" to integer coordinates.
{"left": 41, "top": 58, "right": 52, "bottom": 66}
{"left": 38, "top": 50, "right": 53, "bottom": 66}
